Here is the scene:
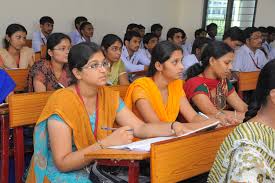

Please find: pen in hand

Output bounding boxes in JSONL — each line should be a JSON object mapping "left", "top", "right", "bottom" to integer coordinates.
{"left": 101, "top": 127, "right": 134, "bottom": 131}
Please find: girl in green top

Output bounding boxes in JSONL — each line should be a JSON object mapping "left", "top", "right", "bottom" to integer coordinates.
{"left": 101, "top": 34, "right": 129, "bottom": 85}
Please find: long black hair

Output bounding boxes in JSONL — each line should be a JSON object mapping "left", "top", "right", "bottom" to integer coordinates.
{"left": 243, "top": 59, "right": 275, "bottom": 122}
{"left": 186, "top": 41, "right": 233, "bottom": 80}
{"left": 147, "top": 41, "right": 182, "bottom": 77}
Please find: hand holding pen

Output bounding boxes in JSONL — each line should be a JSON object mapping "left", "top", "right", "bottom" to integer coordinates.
{"left": 100, "top": 126, "right": 134, "bottom": 146}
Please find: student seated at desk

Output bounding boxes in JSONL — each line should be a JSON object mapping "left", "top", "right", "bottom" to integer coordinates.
{"left": 26, "top": 42, "right": 190, "bottom": 182}
{"left": 101, "top": 34, "right": 129, "bottom": 85}
{"left": 184, "top": 41, "right": 247, "bottom": 126}
{"left": 27, "top": 33, "right": 71, "bottom": 92}
{"left": 32, "top": 16, "right": 54, "bottom": 52}
{"left": 75, "top": 21, "right": 94, "bottom": 44}
{"left": 208, "top": 59, "right": 275, "bottom": 183}
{"left": 121, "top": 31, "right": 150, "bottom": 73}
{"left": 0, "top": 24, "right": 34, "bottom": 69}
{"left": 139, "top": 33, "right": 159, "bottom": 63}
{"left": 0, "top": 69, "right": 15, "bottom": 103}
{"left": 183, "top": 37, "right": 211, "bottom": 78}
{"left": 69, "top": 16, "right": 88, "bottom": 46}
{"left": 124, "top": 41, "right": 214, "bottom": 124}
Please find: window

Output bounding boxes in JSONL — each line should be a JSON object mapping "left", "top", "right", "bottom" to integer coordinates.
{"left": 202, "top": 0, "right": 258, "bottom": 39}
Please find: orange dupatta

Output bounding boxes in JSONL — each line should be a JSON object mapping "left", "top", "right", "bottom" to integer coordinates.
{"left": 26, "top": 87, "right": 119, "bottom": 182}
{"left": 124, "top": 77, "right": 184, "bottom": 122}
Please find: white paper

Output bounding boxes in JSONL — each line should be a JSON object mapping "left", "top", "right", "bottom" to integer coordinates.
{"left": 108, "top": 121, "right": 220, "bottom": 152}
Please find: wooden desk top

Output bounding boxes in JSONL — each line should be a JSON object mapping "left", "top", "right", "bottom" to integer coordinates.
{"left": 85, "top": 148, "right": 149, "bottom": 160}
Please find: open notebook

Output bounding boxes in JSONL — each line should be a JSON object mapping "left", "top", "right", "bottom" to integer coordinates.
{"left": 108, "top": 121, "right": 220, "bottom": 152}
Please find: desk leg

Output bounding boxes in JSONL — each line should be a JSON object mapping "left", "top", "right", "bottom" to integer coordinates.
{"left": 128, "top": 161, "right": 139, "bottom": 183}
{"left": 0, "top": 114, "right": 9, "bottom": 183}
{"left": 97, "top": 160, "right": 140, "bottom": 183}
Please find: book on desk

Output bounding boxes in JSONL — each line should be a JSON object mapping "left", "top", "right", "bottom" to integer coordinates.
{"left": 108, "top": 121, "right": 220, "bottom": 151}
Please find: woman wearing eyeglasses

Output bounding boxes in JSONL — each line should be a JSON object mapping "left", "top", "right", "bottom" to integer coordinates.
{"left": 101, "top": 34, "right": 129, "bottom": 85}
{"left": 26, "top": 42, "right": 210, "bottom": 182}
{"left": 0, "top": 24, "right": 34, "bottom": 69}
{"left": 27, "top": 33, "right": 72, "bottom": 92}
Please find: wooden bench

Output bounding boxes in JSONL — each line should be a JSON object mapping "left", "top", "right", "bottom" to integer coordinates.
{"left": 150, "top": 126, "right": 235, "bottom": 183}
{"left": 6, "top": 69, "right": 29, "bottom": 92}
{"left": 34, "top": 52, "right": 41, "bottom": 62}
{"left": 8, "top": 92, "right": 52, "bottom": 183}
{"left": 237, "top": 71, "right": 260, "bottom": 99}
{"left": 25, "top": 39, "right": 32, "bottom": 48}
{"left": 41, "top": 45, "right": 47, "bottom": 59}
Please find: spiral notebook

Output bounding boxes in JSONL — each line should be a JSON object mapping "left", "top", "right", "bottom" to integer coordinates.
{"left": 108, "top": 121, "right": 220, "bottom": 152}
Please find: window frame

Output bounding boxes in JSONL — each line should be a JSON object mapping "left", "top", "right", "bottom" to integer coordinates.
{"left": 202, "top": 0, "right": 258, "bottom": 32}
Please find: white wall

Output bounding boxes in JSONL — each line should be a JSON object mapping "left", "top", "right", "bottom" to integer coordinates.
{"left": 0, "top": 0, "right": 179, "bottom": 46}
{"left": 178, "top": 0, "right": 204, "bottom": 43}
{"left": 254, "top": 0, "right": 275, "bottom": 27}
{"left": 0, "top": 0, "right": 274, "bottom": 47}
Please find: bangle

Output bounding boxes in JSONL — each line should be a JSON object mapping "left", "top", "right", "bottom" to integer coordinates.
{"left": 215, "top": 111, "right": 224, "bottom": 118}
{"left": 97, "top": 140, "right": 105, "bottom": 149}
{"left": 170, "top": 122, "right": 177, "bottom": 134}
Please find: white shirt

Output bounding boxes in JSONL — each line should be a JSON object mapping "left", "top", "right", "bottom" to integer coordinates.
{"left": 139, "top": 48, "right": 151, "bottom": 63}
{"left": 183, "top": 54, "right": 199, "bottom": 72}
{"left": 182, "top": 54, "right": 199, "bottom": 79}
{"left": 270, "top": 47, "right": 275, "bottom": 60}
{"left": 75, "top": 36, "right": 92, "bottom": 45}
{"left": 181, "top": 44, "right": 190, "bottom": 56}
{"left": 183, "top": 41, "right": 193, "bottom": 55}
{"left": 232, "top": 45, "right": 268, "bottom": 72}
{"left": 32, "top": 31, "right": 47, "bottom": 52}
{"left": 120, "top": 46, "right": 150, "bottom": 72}
{"left": 69, "top": 30, "right": 81, "bottom": 45}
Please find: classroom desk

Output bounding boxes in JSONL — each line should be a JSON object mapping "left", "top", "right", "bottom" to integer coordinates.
{"left": 0, "top": 105, "right": 9, "bottom": 183}
{"left": 85, "top": 149, "right": 149, "bottom": 183}
{"left": 85, "top": 126, "right": 235, "bottom": 183}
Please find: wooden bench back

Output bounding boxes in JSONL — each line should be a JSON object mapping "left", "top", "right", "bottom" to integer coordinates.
{"left": 108, "top": 85, "right": 129, "bottom": 99}
{"left": 41, "top": 45, "right": 47, "bottom": 59}
{"left": 150, "top": 126, "right": 235, "bottom": 183}
{"left": 6, "top": 69, "right": 29, "bottom": 92}
{"left": 34, "top": 52, "right": 41, "bottom": 62}
{"left": 9, "top": 92, "right": 52, "bottom": 128}
{"left": 238, "top": 71, "right": 260, "bottom": 92}
{"left": 8, "top": 91, "right": 52, "bottom": 183}
{"left": 25, "top": 39, "right": 32, "bottom": 48}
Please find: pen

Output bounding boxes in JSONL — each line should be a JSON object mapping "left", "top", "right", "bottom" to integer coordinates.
{"left": 101, "top": 127, "right": 134, "bottom": 131}
{"left": 198, "top": 112, "right": 209, "bottom": 119}
{"left": 58, "top": 82, "right": 65, "bottom": 88}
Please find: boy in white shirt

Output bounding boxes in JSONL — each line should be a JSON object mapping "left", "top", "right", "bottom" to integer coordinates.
{"left": 69, "top": 16, "right": 88, "bottom": 45}
{"left": 32, "top": 16, "right": 54, "bottom": 52}
{"left": 183, "top": 37, "right": 211, "bottom": 78}
{"left": 121, "top": 31, "right": 149, "bottom": 72}
{"left": 232, "top": 27, "right": 268, "bottom": 72}
{"left": 167, "top": 27, "right": 189, "bottom": 56}
{"left": 223, "top": 27, "right": 244, "bottom": 50}
{"left": 139, "top": 33, "right": 158, "bottom": 62}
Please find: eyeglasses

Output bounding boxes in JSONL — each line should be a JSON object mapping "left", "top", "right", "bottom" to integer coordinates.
{"left": 82, "top": 60, "right": 111, "bottom": 70}
{"left": 250, "top": 36, "right": 262, "bottom": 40}
{"left": 109, "top": 46, "right": 122, "bottom": 52}
{"left": 53, "top": 47, "right": 71, "bottom": 52}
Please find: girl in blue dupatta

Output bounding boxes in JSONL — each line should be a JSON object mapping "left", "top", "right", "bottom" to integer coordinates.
{"left": 0, "top": 69, "right": 15, "bottom": 103}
